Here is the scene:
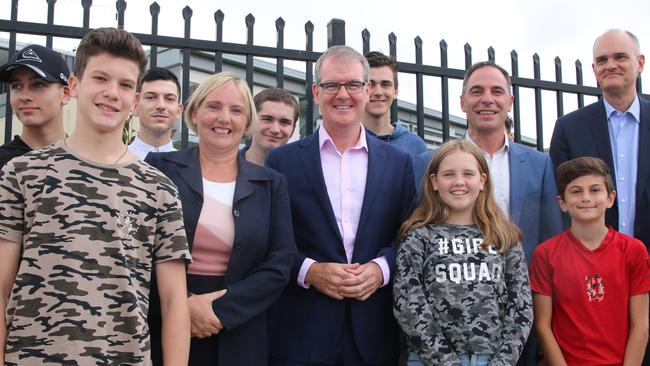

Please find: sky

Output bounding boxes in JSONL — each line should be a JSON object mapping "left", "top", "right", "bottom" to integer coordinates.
{"left": 2, "top": 0, "right": 649, "bottom": 145}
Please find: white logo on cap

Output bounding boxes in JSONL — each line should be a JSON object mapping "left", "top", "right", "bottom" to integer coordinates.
{"left": 20, "top": 48, "right": 42, "bottom": 63}
{"left": 60, "top": 73, "right": 68, "bottom": 83}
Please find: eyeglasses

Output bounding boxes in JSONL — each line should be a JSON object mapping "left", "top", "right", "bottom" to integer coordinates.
{"left": 318, "top": 81, "right": 366, "bottom": 94}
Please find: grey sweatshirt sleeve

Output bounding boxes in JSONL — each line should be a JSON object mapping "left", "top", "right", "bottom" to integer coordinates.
{"left": 393, "top": 229, "right": 462, "bottom": 366}
{"left": 489, "top": 244, "right": 533, "bottom": 366}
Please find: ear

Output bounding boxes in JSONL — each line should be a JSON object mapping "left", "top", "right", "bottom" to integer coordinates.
{"left": 131, "top": 92, "right": 140, "bottom": 114}
{"left": 61, "top": 84, "right": 73, "bottom": 105}
{"left": 312, "top": 83, "right": 320, "bottom": 106}
{"left": 606, "top": 190, "right": 616, "bottom": 209}
{"left": 507, "top": 94, "right": 514, "bottom": 112}
{"left": 479, "top": 172, "right": 487, "bottom": 190}
{"left": 556, "top": 195, "right": 569, "bottom": 213}
{"left": 68, "top": 75, "right": 79, "bottom": 98}
{"left": 394, "top": 84, "right": 399, "bottom": 97}
{"left": 638, "top": 54, "right": 645, "bottom": 74}
{"left": 429, "top": 173, "right": 438, "bottom": 191}
{"left": 460, "top": 95, "right": 466, "bottom": 113}
{"left": 176, "top": 103, "right": 184, "bottom": 119}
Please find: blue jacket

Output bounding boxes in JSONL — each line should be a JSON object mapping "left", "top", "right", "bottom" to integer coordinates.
{"left": 366, "top": 122, "right": 427, "bottom": 164}
{"left": 266, "top": 130, "right": 415, "bottom": 365}
{"left": 415, "top": 141, "right": 563, "bottom": 261}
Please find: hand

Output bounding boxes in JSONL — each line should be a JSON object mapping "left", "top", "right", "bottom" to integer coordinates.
{"left": 305, "top": 262, "right": 359, "bottom": 300}
{"left": 339, "top": 262, "right": 383, "bottom": 301}
{"left": 188, "top": 289, "right": 227, "bottom": 338}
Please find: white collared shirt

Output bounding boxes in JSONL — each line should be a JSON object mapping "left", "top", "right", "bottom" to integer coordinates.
{"left": 466, "top": 133, "right": 511, "bottom": 219}
{"left": 128, "top": 136, "right": 176, "bottom": 160}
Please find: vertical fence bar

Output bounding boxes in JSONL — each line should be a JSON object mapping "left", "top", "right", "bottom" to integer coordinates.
{"left": 327, "top": 18, "right": 345, "bottom": 47}
{"left": 440, "top": 39, "right": 449, "bottom": 142}
{"left": 533, "top": 53, "right": 544, "bottom": 151}
{"left": 389, "top": 32, "right": 398, "bottom": 123}
{"left": 362, "top": 29, "right": 370, "bottom": 55}
{"left": 575, "top": 60, "right": 584, "bottom": 108}
{"left": 275, "top": 17, "right": 285, "bottom": 88}
{"left": 511, "top": 50, "right": 521, "bottom": 142}
{"left": 488, "top": 46, "right": 495, "bottom": 62}
{"left": 149, "top": 2, "right": 160, "bottom": 68}
{"left": 4, "top": 0, "right": 19, "bottom": 143}
{"left": 116, "top": 0, "right": 126, "bottom": 29}
{"left": 305, "top": 21, "right": 315, "bottom": 136}
{"left": 82, "top": 0, "right": 92, "bottom": 30}
{"left": 555, "top": 56, "right": 564, "bottom": 118}
{"left": 214, "top": 10, "right": 224, "bottom": 73}
{"left": 415, "top": 36, "right": 424, "bottom": 138}
{"left": 464, "top": 43, "right": 472, "bottom": 70}
{"left": 180, "top": 5, "right": 192, "bottom": 148}
{"left": 245, "top": 14, "right": 255, "bottom": 91}
{"left": 46, "top": 0, "right": 56, "bottom": 48}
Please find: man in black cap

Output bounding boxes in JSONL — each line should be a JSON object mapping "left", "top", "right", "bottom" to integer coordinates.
{"left": 0, "top": 44, "right": 71, "bottom": 167}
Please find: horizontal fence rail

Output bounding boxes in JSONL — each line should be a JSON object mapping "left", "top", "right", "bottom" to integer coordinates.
{"left": 1, "top": 0, "right": 648, "bottom": 150}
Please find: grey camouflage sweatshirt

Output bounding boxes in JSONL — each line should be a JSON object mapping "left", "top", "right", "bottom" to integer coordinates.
{"left": 393, "top": 223, "right": 532, "bottom": 366}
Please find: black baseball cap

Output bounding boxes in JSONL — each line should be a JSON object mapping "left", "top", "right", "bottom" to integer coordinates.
{"left": 0, "top": 44, "right": 70, "bottom": 85}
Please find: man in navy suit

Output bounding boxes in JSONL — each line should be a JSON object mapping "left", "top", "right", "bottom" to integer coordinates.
{"left": 550, "top": 29, "right": 649, "bottom": 249}
{"left": 550, "top": 29, "right": 650, "bottom": 365}
{"left": 415, "top": 61, "right": 563, "bottom": 366}
{"left": 267, "top": 45, "right": 415, "bottom": 366}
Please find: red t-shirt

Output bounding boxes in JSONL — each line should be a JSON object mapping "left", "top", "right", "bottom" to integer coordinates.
{"left": 530, "top": 227, "right": 650, "bottom": 366}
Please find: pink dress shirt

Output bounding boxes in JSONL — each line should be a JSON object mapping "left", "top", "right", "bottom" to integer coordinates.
{"left": 297, "top": 125, "right": 390, "bottom": 288}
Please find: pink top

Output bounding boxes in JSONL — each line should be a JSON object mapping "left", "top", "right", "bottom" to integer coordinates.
{"left": 298, "top": 125, "right": 390, "bottom": 288}
{"left": 187, "top": 179, "right": 236, "bottom": 276}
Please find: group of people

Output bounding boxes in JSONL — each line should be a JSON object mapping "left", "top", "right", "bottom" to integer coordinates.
{"left": 0, "top": 24, "right": 647, "bottom": 366}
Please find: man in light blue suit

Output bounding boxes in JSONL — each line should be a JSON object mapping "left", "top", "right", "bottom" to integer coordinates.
{"left": 415, "top": 61, "right": 562, "bottom": 366}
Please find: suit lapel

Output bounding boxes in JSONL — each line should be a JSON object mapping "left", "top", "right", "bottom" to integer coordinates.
{"left": 508, "top": 142, "right": 528, "bottom": 224}
{"left": 357, "top": 136, "right": 381, "bottom": 235}
{"left": 589, "top": 100, "right": 616, "bottom": 171}
{"left": 298, "top": 132, "right": 343, "bottom": 243}
{"left": 636, "top": 96, "right": 650, "bottom": 207}
{"left": 176, "top": 147, "right": 204, "bottom": 199}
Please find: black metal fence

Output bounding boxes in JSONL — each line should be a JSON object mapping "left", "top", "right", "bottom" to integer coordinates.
{"left": 1, "top": 0, "right": 648, "bottom": 151}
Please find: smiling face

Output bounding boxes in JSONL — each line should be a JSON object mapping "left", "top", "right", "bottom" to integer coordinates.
{"left": 592, "top": 30, "right": 645, "bottom": 99}
{"left": 558, "top": 174, "right": 615, "bottom": 225}
{"left": 461, "top": 65, "right": 514, "bottom": 136}
{"left": 252, "top": 100, "right": 296, "bottom": 152}
{"left": 431, "top": 150, "right": 487, "bottom": 224}
{"left": 72, "top": 52, "right": 140, "bottom": 134}
{"left": 8, "top": 67, "right": 71, "bottom": 128}
{"left": 134, "top": 79, "right": 183, "bottom": 137}
{"left": 365, "top": 65, "right": 398, "bottom": 119}
{"left": 192, "top": 81, "right": 248, "bottom": 154}
{"left": 313, "top": 55, "right": 368, "bottom": 131}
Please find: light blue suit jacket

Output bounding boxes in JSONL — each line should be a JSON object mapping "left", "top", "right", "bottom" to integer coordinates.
{"left": 415, "top": 141, "right": 563, "bottom": 261}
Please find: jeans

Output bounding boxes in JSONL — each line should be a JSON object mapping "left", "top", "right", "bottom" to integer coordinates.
{"left": 407, "top": 352, "right": 490, "bottom": 366}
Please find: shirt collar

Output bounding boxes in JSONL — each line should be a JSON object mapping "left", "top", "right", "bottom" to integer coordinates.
{"left": 132, "top": 135, "right": 175, "bottom": 151}
{"left": 319, "top": 123, "right": 368, "bottom": 152}
{"left": 603, "top": 95, "right": 640, "bottom": 123}
{"left": 464, "top": 131, "right": 510, "bottom": 153}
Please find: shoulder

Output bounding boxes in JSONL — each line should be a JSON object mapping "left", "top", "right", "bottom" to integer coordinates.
{"left": 611, "top": 230, "right": 648, "bottom": 254}
{"left": 556, "top": 100, "right": 604, "bottom": 125}
{"left": 509, "top": 141, "right": 551, "bottom": 165}
{"left": 533, "top": 231, "right": 568, "bottom": 257}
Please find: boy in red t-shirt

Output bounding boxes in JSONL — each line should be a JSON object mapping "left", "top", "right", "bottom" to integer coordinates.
{"left": 530, "top": 156, "right": 650, "bottom": 366}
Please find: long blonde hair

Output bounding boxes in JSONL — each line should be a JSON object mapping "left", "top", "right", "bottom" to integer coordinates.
{"left": 399, "top": 140, "right": 521, "bottom": 252}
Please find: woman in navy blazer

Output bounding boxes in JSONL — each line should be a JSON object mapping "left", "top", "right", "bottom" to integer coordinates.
{"left": 145, "top": 72, "right": 296, "bottom": 366}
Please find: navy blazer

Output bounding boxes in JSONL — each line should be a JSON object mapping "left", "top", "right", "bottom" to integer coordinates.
{"left": 266, "top": 130, "right": 415, "bottom": 365}
{"left": 415, "top": 141, "right": 563, "bottom": 261}
{"left": 550, "top": 96, "right": 650, "bottom": 249}
{"left": 145, "top": 147, "right": 296, "bottom": 366}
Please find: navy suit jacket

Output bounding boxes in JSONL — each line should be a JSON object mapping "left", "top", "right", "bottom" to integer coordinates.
{"left": 550, "top": 96, "right": 650, "bottom": 249}
{"left": 415, "top": 141, "right": 563, "bottom": 261}
{"left": 145, "top": 147, "right": 296, "bottom": 366}
{"left": 266, "top": 130, "right": 415, "bottom": 365}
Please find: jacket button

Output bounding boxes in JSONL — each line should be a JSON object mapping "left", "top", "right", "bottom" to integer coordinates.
{"left": 233, "top": 209, "right": 240, "bottom": 218}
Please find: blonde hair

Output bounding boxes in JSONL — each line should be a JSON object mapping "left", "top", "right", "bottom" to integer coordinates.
{"left": 184, "top": 71, "right": 257, "bottom": 137}
{"left": 399, "top": 140, "right": 521, "bottom": 252}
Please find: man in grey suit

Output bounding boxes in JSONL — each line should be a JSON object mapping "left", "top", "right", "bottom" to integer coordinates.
{"left": 415, "top": 61, "right": 563, "bottom": 365}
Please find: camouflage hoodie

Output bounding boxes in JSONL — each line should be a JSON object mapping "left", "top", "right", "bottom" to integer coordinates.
{"left": 393, "top": 223, "right": 532, "bottom": 365}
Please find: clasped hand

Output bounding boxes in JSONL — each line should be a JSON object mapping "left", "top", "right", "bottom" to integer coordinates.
{"left": 305, "top": 262, "right": 383, "bottom": 301}
{"left": 188, "top": 289, "right": 227, "bottom": 338}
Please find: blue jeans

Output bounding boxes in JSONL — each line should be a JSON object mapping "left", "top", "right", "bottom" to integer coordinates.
{"left": 407, "top": 352, "right": 490, "bottom": 366}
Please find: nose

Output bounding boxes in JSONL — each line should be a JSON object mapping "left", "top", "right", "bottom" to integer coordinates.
{"left": 335, "top": 84, "right": 351, "bottom": 98}
{"left": 154, "top": 96, "right": 167, "bottom": 110}
{"left": 102, "top": 81, "right": 120, "bottom": 100}
{"left": 269, "top": 121, "right": 281, "bottom": 134}
{"left": 17, "top": 89, "right": 34, "bottom": 102}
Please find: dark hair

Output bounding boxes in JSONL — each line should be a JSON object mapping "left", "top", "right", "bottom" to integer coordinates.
{"left": 556, "top": 156, "right": 615, "bottom": 199}
{"left": 74, "top": 27, "right": 147, "bottom": 82}
{"left": 139, "top": 67, "right": 181, "bottom": 97}
{"left": 505, "top": 115, "right": 513, "bottom": 132}
{"left": 462, "top": 60, "right": 512, "bottom": 95}
{"left": 365, "top": 51, "right": 398, "bottom": 88}
{"left": 253, "top": 87, "right": 300, "bottom": 123}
